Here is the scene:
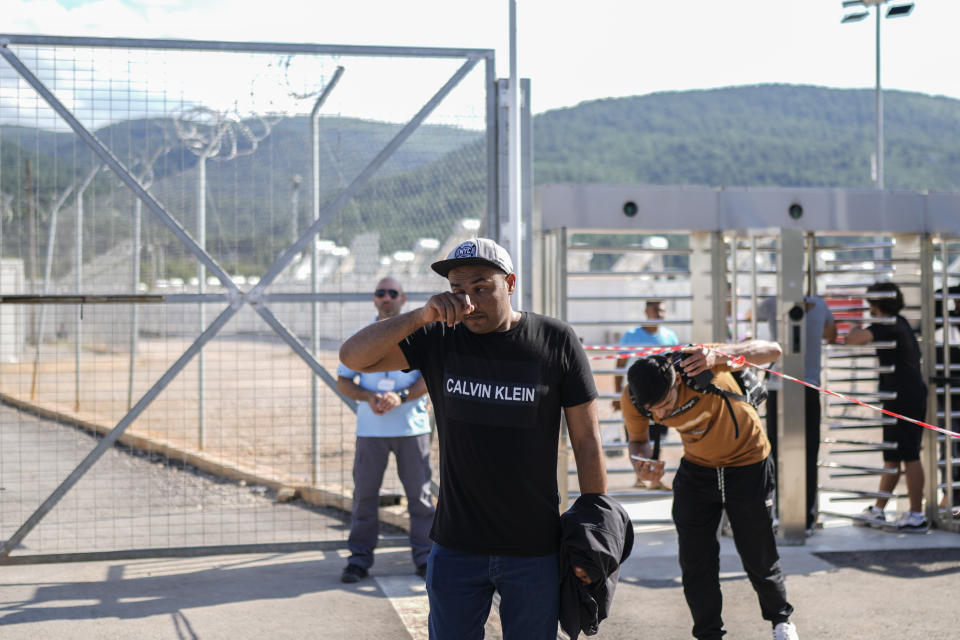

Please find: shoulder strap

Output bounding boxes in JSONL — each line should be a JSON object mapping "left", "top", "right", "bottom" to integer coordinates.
{"left": 628, "top": 385, "right": 664, "bottom": 460}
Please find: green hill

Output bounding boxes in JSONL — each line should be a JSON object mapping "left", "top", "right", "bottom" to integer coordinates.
{"left": 4, "top": 84, "right": 960, "bottom": 279}
{"left": 349, "top": 84, "right": 960, "bottom": 255}
{"left": 532, "top": 84, "right": 960, "bottom": 189}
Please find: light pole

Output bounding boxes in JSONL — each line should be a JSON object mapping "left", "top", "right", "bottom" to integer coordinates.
{"left": 841, "top": 0, "right": 915, "bottom": 189}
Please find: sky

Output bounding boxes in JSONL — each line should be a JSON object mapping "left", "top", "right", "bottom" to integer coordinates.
{"left": 5, "top": 0, "right": 960, "bottom": 120}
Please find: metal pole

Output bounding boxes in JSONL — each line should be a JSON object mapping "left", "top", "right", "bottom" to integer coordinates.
{"left": 309, "top": 66, "right": 345, "bottom": 486}
{"left": 197, "top": 155, "right": 207, "bottom": 449}
{"left": 941, "top": 239, "right": 954, "bottom": 519}
{"left": 30, "top": 182, "right": 74, "bottom": 399}
{"left": 128, "top": 198, "right": 141, "bottom": 409}
{"left": 508, "top": 0, "right": 523, "bottom": 309}
{"left": 485, "top": 56, "right": 498, "bottom": 242}
{"left": 73, "top": 167, "right": 98, "bottom": 412}
{"left": 521, "top": 77, "right": 534, "bottom": 313}
{"left": 777, "top": 227, "right": 807, "bottom": 544}
{"left": 557, "top": 227, "right": 569, "bottom": 509}
{"left": 731, "top": 236, "right": 739, "bottom": 340}
{"left": 875, "top": 4, "right": 884, "bottom": 189}
{"left": 291, "top": 175, "right": 301, "bottom": 246}
{"left": 750, "top": 235, "right": 758, "bottom": 339}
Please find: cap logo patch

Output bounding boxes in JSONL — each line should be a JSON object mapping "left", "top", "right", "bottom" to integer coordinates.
{"left": 454, "top": 243, "right": 477, "bottom": 258}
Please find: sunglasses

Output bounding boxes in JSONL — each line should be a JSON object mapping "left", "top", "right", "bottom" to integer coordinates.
{"left": 374, "top": 289, "right": 400, "bottom": 299}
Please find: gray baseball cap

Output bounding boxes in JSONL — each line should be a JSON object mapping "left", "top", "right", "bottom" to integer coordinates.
{"left": 431, "top": 238, "right": 515, "bottom": 278}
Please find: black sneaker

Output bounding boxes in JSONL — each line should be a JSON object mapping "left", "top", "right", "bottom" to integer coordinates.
{"left": 415, "top": 564, "right": 427, "bottom": 580}
{"left": 341, "top": 564, "right": 369, "bottom": 583}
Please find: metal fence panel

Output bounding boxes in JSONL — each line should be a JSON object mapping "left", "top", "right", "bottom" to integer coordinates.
{"left": 0, "top": 36, "right": 494, "bottom": 559}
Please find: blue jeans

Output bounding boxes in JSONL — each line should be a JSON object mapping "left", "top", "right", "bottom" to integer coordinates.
{"left": 426, "top": 544, "right": 560, "bottom": 640}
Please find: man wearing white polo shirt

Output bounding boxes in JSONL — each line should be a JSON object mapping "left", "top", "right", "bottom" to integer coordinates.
{"left": 337, "top": 276, "right": 433, "bottom": 583}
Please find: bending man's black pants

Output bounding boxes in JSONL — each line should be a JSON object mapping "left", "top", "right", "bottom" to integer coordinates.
{"left": 671, "top": 456, "right": 793, "bottom": 640}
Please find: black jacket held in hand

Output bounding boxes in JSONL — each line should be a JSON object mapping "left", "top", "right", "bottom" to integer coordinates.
{"left": 558, "top": 494, "right": 634, "bottom": 638}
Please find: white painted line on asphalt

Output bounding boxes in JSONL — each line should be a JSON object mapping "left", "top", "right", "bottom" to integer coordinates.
{"left": 376, "top": 575, "right": 429, "bottom": 640}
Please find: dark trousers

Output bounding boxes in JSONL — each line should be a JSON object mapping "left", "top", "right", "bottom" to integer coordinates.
{"left": 672, "top": 457, "right": 793, "bottom": 639}
{"left": 766, "top": 387, "right": 822, "bottom": 529}
{"left": 348, "top": 434, "right": 435, "bottom": 569}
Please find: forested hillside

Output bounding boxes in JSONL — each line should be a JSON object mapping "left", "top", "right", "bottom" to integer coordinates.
{"left": 533, "top": 84, "right": 960, "bottom": 189}
{"left": 3, "top": 84, "right": 959, "bottom": 277}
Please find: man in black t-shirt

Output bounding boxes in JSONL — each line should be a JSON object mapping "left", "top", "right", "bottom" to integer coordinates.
{"left": 339, "top": 238, "right": 607, "bottom": 640}
{"left": 846, "top": 282, "right": 929, "bottom": 532}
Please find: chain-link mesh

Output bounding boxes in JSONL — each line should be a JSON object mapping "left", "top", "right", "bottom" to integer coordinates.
{"left": 0, "top": 38, "right": 492, "bottom": 557}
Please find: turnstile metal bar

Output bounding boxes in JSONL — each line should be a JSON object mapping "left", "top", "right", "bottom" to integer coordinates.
{"left": 572, "top": 320, "right": 694, "bottom": 326}
{"left": 824, "top": 281, "right": 922, "bottom": 289}
{"left": 826, "top": 390, "right": 898, "bottom": 398}
{"left": 566, "top": 270, "right": 690, "bottom": 277}
{"left": 824, "top": 353, "right": 889, "bottom": 360}
{"left": 827, "top": 365, "right": 895, "bottom": 373}
{"left": 826, "top": 414, "right": 897, "bottom": 423}
{"left": 826, "top": 342, "right": 897, "bottom": 351}
{"left": 830, "top": 471, "right": 890, "bottom": 478}
{"left": 816, "top": 268, "right": 896, "bottom": 276}
{"left": 829, "top": 448, "right": 893, "bottom": 454}
{"left": 573, "top": 491, "right": 673, "bottom": 503}
{"left": 600, "top": 467, "right": 679, "bottom": 475}
{"left": 567, "top": 245, "right": 693, "bottom": 255}
{"left": 569, "top": 295, "right": 691, "bottom": 302}
{"left": 827, "top": 423, "right": 896, "bottom": 430}
{"left": 827, "top": 400, "right": 897, "bottom": 409}
{"left": 596, "top": 393, "right": 625, "bottom": 401}
{"left": 816, "top": 242, "right": 896, "bottom": 251}
{"left": 822, "top": 257, "right": 922, "bottom": 266}
{"left": 596, "top": 441, "right": 681, "bottom": 451}
{"left": 822, "top": 289, "right": 901, "bottom": 299}
{"left": 822, "top": 438, "right": 897, "bottom": 449}
{"left": 821, "top": 488, "right": 903, "bottom": 500}
{"left": 821, "top": 461, "right": 899, "bottom": 474}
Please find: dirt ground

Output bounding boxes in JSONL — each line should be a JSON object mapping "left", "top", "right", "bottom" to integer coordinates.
{"left": 0, "top": 338, "right": 373, "bottom": 490}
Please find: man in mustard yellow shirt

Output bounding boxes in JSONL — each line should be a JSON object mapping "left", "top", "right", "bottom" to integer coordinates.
{"left": 622, "top": 341, "right": 799, "bottom": 640}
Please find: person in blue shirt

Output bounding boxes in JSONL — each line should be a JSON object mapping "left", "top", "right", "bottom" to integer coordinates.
{"left": 613, "top": 300, "right": 680, "bottom": 474}
{"left": 337, "top": 276, "right": 434, "bottom": 582}
{"left": 620, "top": 299, "right": 680, "bottom": 349}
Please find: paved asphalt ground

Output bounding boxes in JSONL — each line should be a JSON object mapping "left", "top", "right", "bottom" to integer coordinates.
{"left": 1, "top": 511, "right": 958, "bottom": 639}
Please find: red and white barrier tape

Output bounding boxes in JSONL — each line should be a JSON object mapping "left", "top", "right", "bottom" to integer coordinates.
{"left": 586, "top": 343, "right": 960, "bottom": 440}
{"left": 585, "top": 344, "right": 686, "bottom": 360}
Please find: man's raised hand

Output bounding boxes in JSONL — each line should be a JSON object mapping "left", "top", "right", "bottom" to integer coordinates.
{"left": 424, "top": 292, "right": 475, "bottom": 327}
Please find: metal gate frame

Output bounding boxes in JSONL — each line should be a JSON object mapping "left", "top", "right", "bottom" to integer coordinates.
{"left": 538, "top": 184, "right": 960, "bottom": 542}
{"left": 0, "top": 34, "right": 499, "bottom": 561}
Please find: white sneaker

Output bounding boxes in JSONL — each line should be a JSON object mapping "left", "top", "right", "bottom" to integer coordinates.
{"left": 854, "top": 505, "right": 885, "bottom": 527}
{"left": 773, "top": 621, "right": 799, "bottom": 640}
{"left": 895, "top": 511, "right": 930, "bottom": 533}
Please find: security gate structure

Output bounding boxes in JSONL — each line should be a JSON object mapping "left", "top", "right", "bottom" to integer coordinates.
{"left": 0, "top": 35, "right": 507, "bottom": 561}
{"left": 540, "top": 184, "right": 960, "bottom": 543}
